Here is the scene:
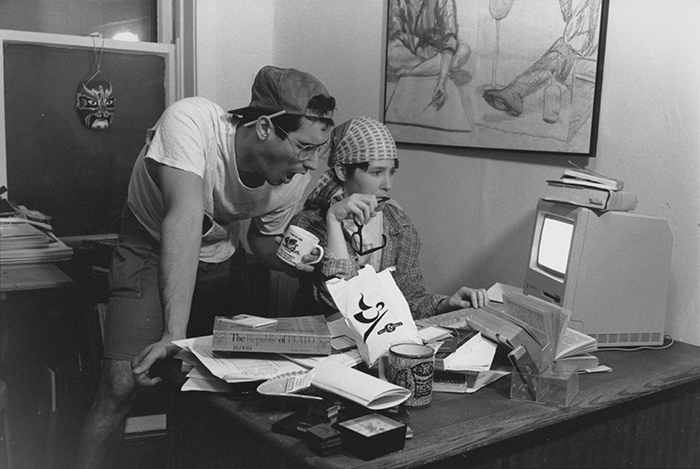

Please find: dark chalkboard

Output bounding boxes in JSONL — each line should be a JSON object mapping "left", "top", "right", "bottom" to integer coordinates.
{"left": 4, "top": 42, "right": 167, "bottom": 236}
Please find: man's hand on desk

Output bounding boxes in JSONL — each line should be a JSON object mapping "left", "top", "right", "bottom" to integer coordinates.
{"left": 132, "top": 340, "right": 181, "bottom": 387}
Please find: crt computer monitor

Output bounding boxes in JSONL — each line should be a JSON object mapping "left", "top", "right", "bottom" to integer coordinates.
{"left": 523, "top": 199, "right": 673, "bottom": 348}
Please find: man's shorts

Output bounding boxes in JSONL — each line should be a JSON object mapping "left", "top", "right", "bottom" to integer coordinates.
{"left": 103, "top": 208, "right": 252, "bottom": 361}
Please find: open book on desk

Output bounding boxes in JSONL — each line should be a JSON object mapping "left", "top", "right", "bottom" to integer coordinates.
{"left": 416, "top": 306, "right": 546, "bottom": 368}
{"left": 502, "top": 291, "right": 597, "bottom": 362}
{"left": 416, "top": 293, "right": 596, "bottom": 370}
{"left": 555, "top": 327, "right": 598, "bottom": 360}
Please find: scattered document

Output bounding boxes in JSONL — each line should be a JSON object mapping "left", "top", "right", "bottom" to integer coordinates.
{"left": 309, "top": 361, "right": 410, "bottom": 410}
{"left": 258, "top": 361, "right": 412, "bottom": 410}
{"left": 181, "top": 367, "right": 244, "bottom": 393}
{"left": 433, "top": 368, "right": 511, "bottom": 394}
{"left": 173, "top": 336, "right": 305, "bottom": 383}
{"left": 327, "top": 316, "right": 353, "bottom": 337}
{"left": 330, "top": 335, "right": 356, "bottom": 352}
{"left": 280, "top": 349, "right": 363, "bottom": 369}
{"left": 181, "top": 378, "right": 234, "bottom": 393}
{"left": 0, "top": 218, "right": 73, "bottom": 264}
{"left": 441, "top": 332, "right": 497, "bottom": 372}
{"left": 418, "top": 326, "right": 454, "bottom": 343}
{"left": 487, "top": 282, "right": 523, "bottom": 303}
{"left": 579, "top": 365, "right": 612, "bottom": 374}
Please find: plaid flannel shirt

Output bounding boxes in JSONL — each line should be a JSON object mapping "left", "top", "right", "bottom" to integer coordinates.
{"left": 290, "top": 202, "right": 446, "bottom": 319}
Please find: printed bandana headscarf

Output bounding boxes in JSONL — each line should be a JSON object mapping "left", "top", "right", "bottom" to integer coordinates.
{"left": 305, "top": 116, "right": 397, "bottom": 209}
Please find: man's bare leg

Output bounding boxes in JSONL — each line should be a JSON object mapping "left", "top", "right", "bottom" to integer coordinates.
{"left": 77, "top": 359, "right": 138, "bottom": 469}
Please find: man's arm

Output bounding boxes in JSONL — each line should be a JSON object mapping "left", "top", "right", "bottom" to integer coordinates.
{"left": 132, "top": 164, "right": 204, "bottom": 386}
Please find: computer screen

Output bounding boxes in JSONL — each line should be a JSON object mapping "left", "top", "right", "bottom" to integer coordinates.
{"left": 537, "top": 215, "right": 573, "bottom": 278}
{"left": 524, "top": 199, "right": 672, "bottom": 348}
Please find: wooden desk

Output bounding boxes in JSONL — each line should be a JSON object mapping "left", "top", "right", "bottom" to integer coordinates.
{"left": 172, "top": 341, "right": 700, "bottom": 468}
{"left": 1, "top": 263, "right": 73, "bottom": 362}
{"left": 0, "top": 262, "right": 73, "bottom": 468}
{"left": 1, "top": 263, "right": 72, "bottom": 294}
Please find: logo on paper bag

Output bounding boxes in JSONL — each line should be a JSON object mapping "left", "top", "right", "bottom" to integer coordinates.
{"left": 378, "top": 322, "right": 403, "bottom": 335}
{"left": 354, "top": 293, "right": 401, "bottom": 342}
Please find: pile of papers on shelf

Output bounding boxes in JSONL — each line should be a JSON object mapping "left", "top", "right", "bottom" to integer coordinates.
{"left": 0, "top": 204, "right": 73, "bottom": 265}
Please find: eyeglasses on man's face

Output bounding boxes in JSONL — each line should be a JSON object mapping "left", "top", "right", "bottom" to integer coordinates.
{"left": 277, "top": 127, "right": 329, "bottom": 162}
{"left": 350, "top": 218, "right": 387, "bottom": 256}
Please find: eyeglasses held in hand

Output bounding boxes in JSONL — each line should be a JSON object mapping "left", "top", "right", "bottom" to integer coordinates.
{"left": 277, "top": 127, "right": 329, "bottom": 162}
{"left": 350, "top": 218, "right": 387, "bottom": 256}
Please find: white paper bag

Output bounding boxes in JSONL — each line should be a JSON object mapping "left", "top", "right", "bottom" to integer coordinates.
{"left": 326, "top": 266, "right": 422, "bottom": 367}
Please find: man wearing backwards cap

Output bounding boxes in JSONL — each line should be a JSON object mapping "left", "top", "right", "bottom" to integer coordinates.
{"left": 77, "top": 66, "right": 335, "bottom": 469}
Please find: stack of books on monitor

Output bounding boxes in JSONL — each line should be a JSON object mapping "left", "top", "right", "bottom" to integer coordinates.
{"left": 544, "top": 164, "right": 638, "bottom": 212}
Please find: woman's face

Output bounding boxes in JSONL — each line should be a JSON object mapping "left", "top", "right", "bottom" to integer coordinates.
{"left": 343, "top": 159, "right": 397, "bottom": 198}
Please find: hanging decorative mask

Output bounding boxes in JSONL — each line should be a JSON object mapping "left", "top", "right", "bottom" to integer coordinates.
{"left": 76, "top": 36, "right": 115, "bottom": 130}
{"left": 76, "top": 73, "right": 115, "bottom": 130}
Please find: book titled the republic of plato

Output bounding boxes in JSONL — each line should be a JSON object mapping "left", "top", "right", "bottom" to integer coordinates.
{"left": 212, "top": 314, "right": 332, "bottom": 355}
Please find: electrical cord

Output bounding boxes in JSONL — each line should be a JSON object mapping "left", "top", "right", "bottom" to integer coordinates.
{"left": 600, "top": 335, "right": 675, "bottom": 352}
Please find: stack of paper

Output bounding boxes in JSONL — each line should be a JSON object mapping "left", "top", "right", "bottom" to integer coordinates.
{"left": 174, "top": 335, "right": 308, "bottom": 392}
{"left": 0, "top": 218, "right": 73, "bottom": 265}
{"left": 560, "top": 165, "right": 625, "bottom": 190}
{"left": 0, "top": 220, "right": 51, "bottom": 249}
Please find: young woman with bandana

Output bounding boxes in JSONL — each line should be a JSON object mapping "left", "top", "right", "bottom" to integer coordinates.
{"left": 289, "top": 116, "right": 489, "bottom": 319}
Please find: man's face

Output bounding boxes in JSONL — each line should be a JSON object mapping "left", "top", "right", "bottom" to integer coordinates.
{"left": 263, "top": 119, "right": 331, "bottom": 186}
{"left": 76, "top": 79, "right": 115, "bottom": 129}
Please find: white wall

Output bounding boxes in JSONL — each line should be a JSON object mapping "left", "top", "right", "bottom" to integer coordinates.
{"left": 192, "top": 0, "right": 275, "bottom": 111}
{"left": 271, "top": 1, "right": 386, "bottom": 123}
{"left": 200, "top": 0, "right": 700, "bottom": 346}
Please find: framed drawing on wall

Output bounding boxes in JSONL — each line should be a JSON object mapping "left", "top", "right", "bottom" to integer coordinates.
{"left": 383, "top": 0, "right": 609, "bottom": 157}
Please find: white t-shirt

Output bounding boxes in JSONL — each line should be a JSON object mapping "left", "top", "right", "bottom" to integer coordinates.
{"left": 127, "top": 97, "right": 310, "bottom": 263}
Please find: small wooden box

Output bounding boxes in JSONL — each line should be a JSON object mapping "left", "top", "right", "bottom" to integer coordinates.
{"left": 336, "top": 413, "right": 406, "bottom": 460}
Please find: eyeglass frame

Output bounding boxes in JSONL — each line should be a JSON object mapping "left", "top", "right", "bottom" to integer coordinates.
{"left": 350, "top": 218, "right": 388, "bottom": 256}
{"left": 276, "top": 126, "right": 329, "bottom": 162}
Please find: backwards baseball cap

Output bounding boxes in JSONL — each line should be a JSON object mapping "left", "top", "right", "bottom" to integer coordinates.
{"left": 229, "top": 66, "right": 335, "bottom": 124}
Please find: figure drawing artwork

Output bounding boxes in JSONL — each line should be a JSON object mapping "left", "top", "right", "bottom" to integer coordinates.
{"left": 383, "top": 0, "right": 609, "bottom": 156}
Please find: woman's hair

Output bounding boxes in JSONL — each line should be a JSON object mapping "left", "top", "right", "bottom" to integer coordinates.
{"left": 304, "top": 116, "right": 398, "bottom": 209}
{"left": 338, "top": 159, "right": 400, "bottom": 181}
